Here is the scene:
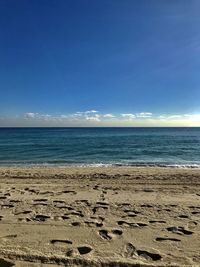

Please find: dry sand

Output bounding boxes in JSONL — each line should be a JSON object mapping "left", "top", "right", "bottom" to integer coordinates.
{"left": 0, "top": 167, "right": 200, "bottom": 267}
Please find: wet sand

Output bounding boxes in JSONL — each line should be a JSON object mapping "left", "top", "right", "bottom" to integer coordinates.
{"left": 0, "top": 167, "right": 200, "bottom": 266}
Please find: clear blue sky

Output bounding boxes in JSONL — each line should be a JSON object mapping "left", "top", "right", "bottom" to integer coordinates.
{"left": 0, "top": 0, "right": 200, "bottom": 126}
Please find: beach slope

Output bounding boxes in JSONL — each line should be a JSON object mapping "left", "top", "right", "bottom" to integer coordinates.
{"left": 0, "top": 167, "right": 200, "bottom": 266}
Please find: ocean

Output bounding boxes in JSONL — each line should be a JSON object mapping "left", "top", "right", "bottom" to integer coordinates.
{"left": 0, "top": 127, "right": 200, "bottom": 168}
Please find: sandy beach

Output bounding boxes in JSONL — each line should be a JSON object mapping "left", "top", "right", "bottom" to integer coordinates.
{"left": 0, "top": 166, "right": 199, "bottom": 267}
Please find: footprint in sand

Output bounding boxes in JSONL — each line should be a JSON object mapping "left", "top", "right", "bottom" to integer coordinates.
{"left": 169, "top": 204, "right": 177, "bottom": 207}
{"left": 33, "top": 203, "right": 48, "bottom": 206}
{"left": 92, "top": 206, "right": 108, "bottom": 214}
{"left": 24, "top": 188, "right": 38, "bottom": 194}
{"left": 124, "top": 243, "right": 162, "bottom": 261}
{"left": 117, "top": 220, "right": 148, "bottom": 228}
{"left": 0, "top": 258, "right": 14, "bottom": 267}
{"left": 188, "top": 205, "right": 200, "bottom": 209}
{"left": 93, "top": 185, "right": 99, "bottom": 190}
{"left": 4, "top": 193, "right": 11, "bottom": 196}
{"left": 178, "top": 215, "right": 189, "bottom": 219}
{"left": 56, "top": 205, "right": 74, "bottom": 210}
{"left": 143, "top": 188, "right": 155, "bottom": 192}
{"left": 71, "top": 222, "right": 81, "bottom": 226}
{"left": 187, "top": 221, "right": 198, "bottom": 229}
{"left": 1, "top": 204, "right": 14, "bottom": 208}
{"left": 39, "top": 191, "right": 54, "bottom": 195}
{"left": 61, "top": 215, "right": 70, "bottom": 220}
{"left": 163, "top": 208, "right": 171, "bottom": 212}
{"left": 64, "top": 244, "right": 93, "bottom": 256}
{"left": 2, "top": 234, "right": 17, "bottom": 239}
{"left": 14, "top": 210, "right": 32, "bottom": 215}
{"left": 155, "top": 237, "right": 181, "bottom": 242}
{"left": 120, "top": 203, "right": 131, "bottom": 207}
{"left": 99, "top": 229, "right": 111, "bottom": 240}
{"left": 96, "top": 201, "right": 109, "bottom": 206}
{"left": 9, "top": 200, "right": 21, "bottom": 203}
{"left": 85, "top": 216, "right": 105, "bottom": 227}
{"left": 166, "top": 226, "right": 193, "bottom": 235}
{"left": 124, "top": 243, "right": 137, "bottom": 257}
{"left": 84, "top": 221, "right": 103, "bottom": 227}
{"left": 33, "top": 198, "right": 48, "bottom": 202}
{"left": 66, "top": 211, "right": 84, "bottom": 218}
{"left": 62, "top": 190, "right": 77, "bottom": 195}
{"left": 111, "top": 229, "right": 123, "bottom": 235}
{"left": 99, "top": 229, "right": 123, "bottom": 240}
{"left": 50, "top": 239, "right": 73, "bottom": 245}
{"left": 192, "top": 211, "right": 200, "bottom": 215}
{"left": 66, "top": 249, "right": 74, "bottom": 257}
{"left": 124, "top": 209, "right": 141, "bottom": 214}
{"left": 137, "top": 249, "right": 162, "bottom": 261}
{"left": 32, "top": 214, "right": 51, "bottom": 222}
{"left": 76, "top": 200, "right": 90, "bottom": 207}
{"left": 96, "top": 222, "right": 103, "bottom": 227}
{"left": 123, "top": 209, "right": 140, "bottom": 218}
{"left": 141, "top": 204, "right": 153, "bottom": 208}
{"left": 77, "top": 246, "right": 92, "bottom": 255}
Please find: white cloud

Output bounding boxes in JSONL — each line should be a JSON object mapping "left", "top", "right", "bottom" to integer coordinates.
{"left": 70, "top": 111, "right": 101, "bottom": 122}
{"left": 21, "top": 111, "right": 200, "bottom": 126}
{"left": 25, "top": 112, "right": 53, "bottom": 120}
{"left": 85, "top": 110, "right": 98, "bottom": 114}
{"left": 40, "top": 114, "right": 52, "bottom": 120}
{"left": 25, "top": 112, "right": 38, "bottom": 118}
{"left": 136, "top": 112, "right": 153, "bottom": 118}
{"left": 184, "top": 114, "right": 200, "bottom": 118}
{"left": 158, "top": 115, "right": 167, "bottom": 119}
{"left": 85, "top": 115, "right": 101, "bottom": 122}
{"left": 72, "top": 112, "right": 85, "bottom": 118}
{"left": 60, "top": 115, "right": 69, "bottom": 119}
{"left": 183, "top": 114, "right": 200, "bottom": 121}
{"left": 73, "top": 110, "right": 99, "bottom": 117}
{"left": 121, "top": 113, "right": 136, "bottom": 120}
{"left": 103, "top": 114, "right": 115, "bottom": 118}
{"left": 167, "top": 115, "right": 183, "bottom": 119}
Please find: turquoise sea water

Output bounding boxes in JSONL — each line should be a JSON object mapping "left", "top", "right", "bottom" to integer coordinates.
{"left": 0, "top": 127, "right": 200, "bottom": 167}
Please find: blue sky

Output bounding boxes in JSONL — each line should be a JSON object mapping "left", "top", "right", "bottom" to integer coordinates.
{"left": 0, "top": 0, "right": 200, "bottom": 126}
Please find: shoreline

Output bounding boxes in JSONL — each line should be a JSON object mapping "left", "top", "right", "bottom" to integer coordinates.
{"left": 0, "top": 167, "right": 199, "bottom": 266}
{"left": 1, "top": 165, "right": 200, "bottom": 177}
{"left": 0, "top": 165, "right": 193, "bottom": 171}
{"left": 0, "top": 163, "right": 200, "bottom": 169}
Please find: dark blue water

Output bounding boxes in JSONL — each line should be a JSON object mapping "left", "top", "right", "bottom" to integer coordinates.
{"left": 0, "top": 127, "right": 200, "bottom": 167}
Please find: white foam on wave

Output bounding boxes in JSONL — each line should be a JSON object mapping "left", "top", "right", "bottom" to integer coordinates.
{"left": 1, "top": 161, "right": 200, "bottom": 169}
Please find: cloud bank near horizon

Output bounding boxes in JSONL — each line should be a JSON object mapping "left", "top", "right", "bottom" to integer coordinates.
{"left": 0, "top": 110, "right": 200, "bottom": 127}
